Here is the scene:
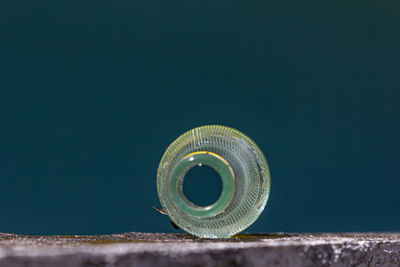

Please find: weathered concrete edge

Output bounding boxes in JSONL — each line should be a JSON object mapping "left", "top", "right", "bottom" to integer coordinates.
{"left": 1, "top": 233, "right": 400, "bottom": 266}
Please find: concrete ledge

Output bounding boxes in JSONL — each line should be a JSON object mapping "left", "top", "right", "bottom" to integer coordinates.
{"left": 1, "top": 233, "right": 400, "bottom": 266}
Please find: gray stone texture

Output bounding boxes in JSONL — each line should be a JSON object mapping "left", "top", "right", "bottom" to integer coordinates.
{"left": 1, "top": 232, "right": 400, "bottom": 266}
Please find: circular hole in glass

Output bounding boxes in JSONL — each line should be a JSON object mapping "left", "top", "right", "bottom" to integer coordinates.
{"left": 182, "top": 165, "right": 223, "bottom": 207}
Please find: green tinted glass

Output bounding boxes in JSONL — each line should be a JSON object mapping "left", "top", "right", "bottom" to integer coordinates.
{"left": 157, "top": 125, "right": 271, "bottom": 238}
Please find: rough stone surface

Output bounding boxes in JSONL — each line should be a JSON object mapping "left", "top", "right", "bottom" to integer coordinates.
{"left": 0, "top": 232, "right": 400, "bottom": 266}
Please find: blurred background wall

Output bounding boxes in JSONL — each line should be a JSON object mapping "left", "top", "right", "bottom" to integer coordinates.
{"left": 1, "top": 1, "right": 399, "bottom": 235}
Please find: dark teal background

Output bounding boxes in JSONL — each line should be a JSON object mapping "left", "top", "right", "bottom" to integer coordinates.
{"left": 1, "top": 1, "right": 399, "bottom": 235}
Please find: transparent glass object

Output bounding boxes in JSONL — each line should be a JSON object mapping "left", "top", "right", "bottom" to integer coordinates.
{"left": 157, "top": 125, "right": 271, "bottom": 238}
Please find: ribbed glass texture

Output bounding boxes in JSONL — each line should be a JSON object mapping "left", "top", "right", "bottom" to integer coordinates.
{"left": 157, "top": 125, "right": 271, "bottom": 238}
